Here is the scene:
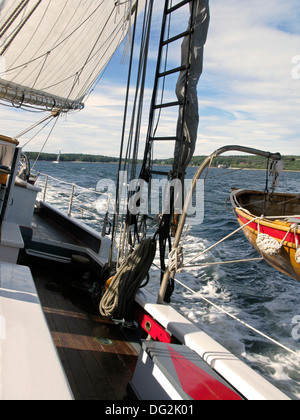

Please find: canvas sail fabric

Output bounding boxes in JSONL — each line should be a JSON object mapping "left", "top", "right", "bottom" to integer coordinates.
{"left": 0, "top": 0, "right": 141, "bottom": 112}
{"left": 174, "top": 0, "right": 210, "bottom": 177}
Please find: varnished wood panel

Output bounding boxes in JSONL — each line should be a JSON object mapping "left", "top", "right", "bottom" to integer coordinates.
{"left": 35, "top": 276, "right": 138, "bottom": 400}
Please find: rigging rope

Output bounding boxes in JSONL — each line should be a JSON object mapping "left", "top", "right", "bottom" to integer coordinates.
{"left": 110, "top": 3, "right": 138, "bottom": 267}
{"left": 111, "top": 0, "right": 154, "bottom": 269}
{"left": 151, "top": 260, "right": 300, "bottom": 363}
{"left": 182, "top": 257, "right": 264, "bottom": 269}
{"left": 31, "top": 113, "right": 60, "bottom": 170}
{"left": 182, "top": 216, "right": 259, "bottom": 268}
{"left": 0, "top": 0, "right": 29, "bottom": 39}
{"left": 14, "top": 110, "right": 59, "bottom": 141}
{"left": 0, "top": 0, "right": 42, "bottom": 55}
{"left": 100, "top": 238, "right": 156, "bottom": 319}
{"left": 172, "top": 275, "right": 300, "bottom": 361}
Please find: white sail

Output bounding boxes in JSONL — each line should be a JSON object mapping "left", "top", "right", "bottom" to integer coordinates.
{"left": 53, "top": 150, "right": 60, "bottom": 164}
{"left": 0, "top": 0, "right": 143, "bottom": 112}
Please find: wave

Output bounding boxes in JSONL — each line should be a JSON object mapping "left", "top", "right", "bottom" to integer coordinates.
{"left": 33, "top": 161, "right": 300, "bottom": 399}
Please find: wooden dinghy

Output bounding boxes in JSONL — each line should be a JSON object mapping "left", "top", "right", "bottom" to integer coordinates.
{"left": 231, "top": 189, "right": 300, "bottom": 282}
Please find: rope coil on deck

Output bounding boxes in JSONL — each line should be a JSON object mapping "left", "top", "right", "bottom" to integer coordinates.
{"left": 99, "top": 238, "right": 156, "bottom": 319}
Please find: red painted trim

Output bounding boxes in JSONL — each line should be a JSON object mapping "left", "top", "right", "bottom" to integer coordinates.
{"left": 166, "top": 345, "right": 242, "bottom": 401}
{"left": 135, "top": 308, "right": 172, "bottom": 344}
{"left": 238, "top": 215, "right": 300, "bottom": 245}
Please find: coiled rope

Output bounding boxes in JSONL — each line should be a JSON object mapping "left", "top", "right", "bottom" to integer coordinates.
{"left": 99, "top": 238, "right": 156, "bottom": 319}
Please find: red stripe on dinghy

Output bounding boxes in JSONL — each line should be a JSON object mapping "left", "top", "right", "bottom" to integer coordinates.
{"left": 166, "top": 345, "right": 242, "bottom": 401}
{"left": 238, "top": 215, "right": 300, "bottom": 245}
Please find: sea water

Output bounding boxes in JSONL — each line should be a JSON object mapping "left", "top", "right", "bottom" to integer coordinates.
{"left": 33, "top": 161, "right": 300, "bottom": 400}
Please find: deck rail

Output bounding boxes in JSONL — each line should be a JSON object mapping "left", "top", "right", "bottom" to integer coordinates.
{"left": 34, "top": 171, "right": 113, "bottom": 235}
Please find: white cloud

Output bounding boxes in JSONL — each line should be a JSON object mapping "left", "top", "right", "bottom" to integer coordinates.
{"left": 193, "top": 0, "right": 300, "bottom": 156}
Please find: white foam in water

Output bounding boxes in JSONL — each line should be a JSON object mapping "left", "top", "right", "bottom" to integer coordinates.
{"left": 149, "top": 231, "right": 300, "bottom": 400}
{"left": 33, "top": 162, "right": 300, "bottom": 400}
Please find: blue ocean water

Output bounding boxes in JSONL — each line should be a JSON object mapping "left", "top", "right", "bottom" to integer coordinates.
{"left": 33, "top": 160, "right": 300, "bottom": 399}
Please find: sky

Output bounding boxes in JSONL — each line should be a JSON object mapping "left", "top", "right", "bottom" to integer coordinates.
{"left": 0, "top": 0, "right": 300, "bottom": 158}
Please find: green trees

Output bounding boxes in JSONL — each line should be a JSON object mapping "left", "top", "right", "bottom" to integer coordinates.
{"left": 24, "top": 152, "right": 300, "bottom": 171}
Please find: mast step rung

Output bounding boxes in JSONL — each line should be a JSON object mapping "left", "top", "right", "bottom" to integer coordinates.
{"left": 150, "top": 136, "right": 178, "bottom": 142}
{"left": 162, "top": 30, "right": 191, "bottom": 46}
{"left": 149, "top": 170, "right": 171, "bottom": 177}
{"left": 166, "top": 0, "right": 191, "bottom": 15}
{"left": 158, "top": 65, "right": 187, "bottom": 78}
{"left": 154, "top": 101, "right": 181, "bottom": 110}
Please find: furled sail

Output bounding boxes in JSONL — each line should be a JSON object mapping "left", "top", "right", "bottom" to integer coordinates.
{"left": 173, "top": 0, "right": 210, "bottom": 176}
{"left": 0, "top": 0, "right": 142, "bottom": 112}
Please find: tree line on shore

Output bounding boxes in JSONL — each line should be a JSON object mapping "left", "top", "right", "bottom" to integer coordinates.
{"left": 25, "top": 152, "right": 300, "bottom": 171}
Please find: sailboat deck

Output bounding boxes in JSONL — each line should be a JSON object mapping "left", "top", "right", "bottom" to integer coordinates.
{"left": 34, "top": 275, "right": 138, "bottom": 400}
{"left": 32, "top": 212, "right": 81, "bottom": 246}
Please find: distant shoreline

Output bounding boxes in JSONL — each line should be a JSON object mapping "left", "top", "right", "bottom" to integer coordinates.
{"left": 31, "top": 160, "right": 300, "bottom": 173}
{"left": 25, "top": 151, "right": 300, "bottom": 172}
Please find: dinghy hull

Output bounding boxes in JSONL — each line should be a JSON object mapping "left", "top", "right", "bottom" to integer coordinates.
{"left": 231, "top": 190, "right": 300, "bottom": 282}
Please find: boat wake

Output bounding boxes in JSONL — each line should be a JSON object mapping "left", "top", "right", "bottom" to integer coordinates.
{"left": 152, "top": 232, "right": 300, "bottom": 400}
{"left": 34, "top": 162, "right": 300, "bottom": 400}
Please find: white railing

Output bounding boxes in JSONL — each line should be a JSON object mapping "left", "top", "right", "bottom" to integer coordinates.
{"left": 34, "top": 171, "right": 113, "bottom": 234}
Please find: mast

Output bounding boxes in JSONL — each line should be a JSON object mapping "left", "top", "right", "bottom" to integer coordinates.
{"left": 112, "top": 0, "right": 210, "bottom": 303}
{"left": 143, "top": 0, "right": 210, "bottom": 302}
{"left": 140, "top": 0, "right": 210, "bottom": 182}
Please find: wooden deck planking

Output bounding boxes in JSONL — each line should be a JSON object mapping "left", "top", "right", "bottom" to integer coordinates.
{"left": 32, "top": 213, "right": 80, "bottom": 246}
{"left": 34, "top": 276, "right": 138, "bottom": 400}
